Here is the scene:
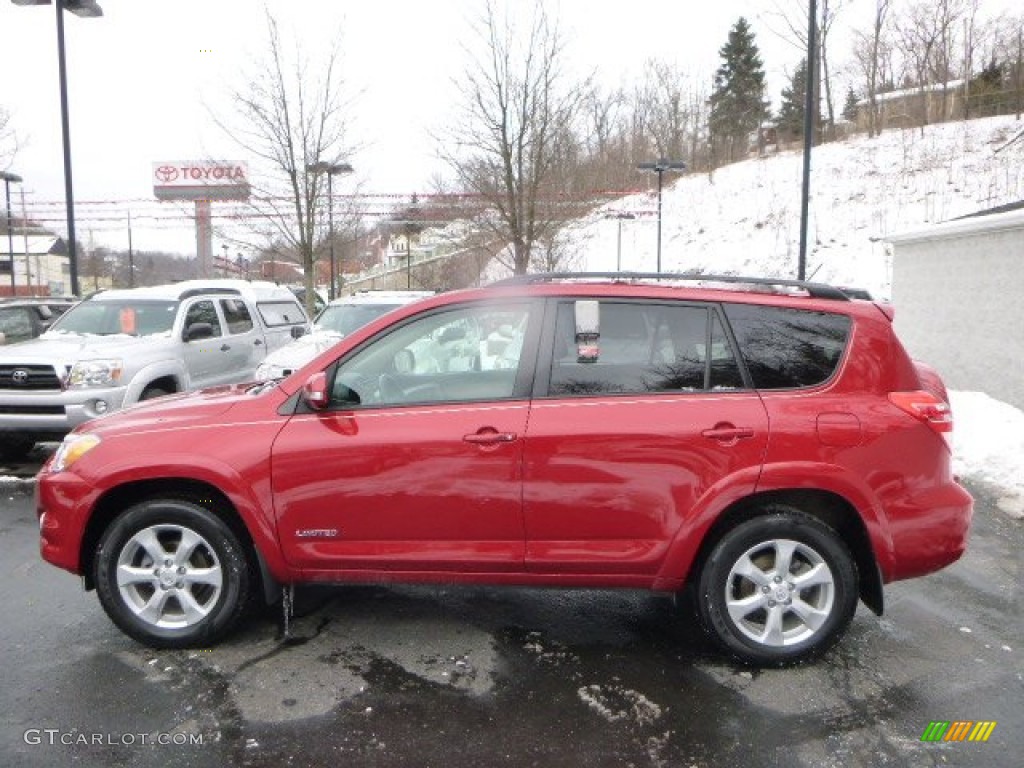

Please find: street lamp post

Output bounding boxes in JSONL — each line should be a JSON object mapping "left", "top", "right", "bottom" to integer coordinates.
{"left": 637, "top": 159, "right": 686, "bottom": 273}
{"left": 306, "top": 161, "right": 353, "bottom": 300}
{"left": 605, "top": 212, "right": 636, "bottom": 271}
{"left": 11, "top": 0, "right": 104, "bottom": 297}
{"left": 1, "top": 171, "right": 22, "bottom": 294}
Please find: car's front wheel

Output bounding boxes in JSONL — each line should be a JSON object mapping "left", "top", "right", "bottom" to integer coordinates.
{"left": 94, "top": 499, "right": 251, "bottom": 648}
{"left": 697, "top": 509, "right": 858, "bottom": 665}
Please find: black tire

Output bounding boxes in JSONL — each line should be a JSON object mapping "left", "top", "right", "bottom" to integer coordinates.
{"left": 94, "top": 499, "right": 252, "bottom": 649}
{"left": 0, "top": 437, "right": 35, "bottom": 462}
{"left": 697, "top": 509, "right": 858, "bottom": 666}
{"left": 140, "top": 386, "right": 171, "bottom": 401}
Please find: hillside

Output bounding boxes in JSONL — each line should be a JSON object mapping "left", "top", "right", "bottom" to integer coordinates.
{"left": 557, "top": 115, "right": 1024, "bottom": 299}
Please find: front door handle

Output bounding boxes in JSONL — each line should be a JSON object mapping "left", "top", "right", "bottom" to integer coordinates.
{"left": 701, "top": 425, "right": 754, "bottom": 441}
{"left": 463, "top": 430, "right": 518, "bottom": 445}
{"left": 220, "top": 344, "right": 231, "bottom": 352}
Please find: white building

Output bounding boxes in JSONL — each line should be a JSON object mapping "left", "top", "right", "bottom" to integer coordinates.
{"left": 886, "top": 203, "right": 1024, "bottom": 410}
{"left": 0, "top": 234, "right": 70, "bottom": 297}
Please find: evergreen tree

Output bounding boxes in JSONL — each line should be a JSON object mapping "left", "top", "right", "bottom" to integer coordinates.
{"left": 842, "top": 87, "right": 859, "bottom": 123}
{"left": 777, "top": 60, "right": 808, "bottom": 140}
{"left": 709, "top": 17, "right": 770, "bottom": 163}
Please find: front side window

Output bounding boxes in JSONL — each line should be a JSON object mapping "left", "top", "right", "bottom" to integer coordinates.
{"left": 184, "top": 300, "right": 223, "bottom": 338}
{"left": 723, "top": 304, "right": 851, "bottom": 389}
{"left": 331, "top": 303, "right": 531, "bottom": 407}
{"left": 548, "top": 301, "right": 744, "bottom": 396}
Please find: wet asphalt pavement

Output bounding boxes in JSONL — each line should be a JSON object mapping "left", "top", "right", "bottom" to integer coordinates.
{"left": 0, "top": 468, "right": 1021, "bottom": 768}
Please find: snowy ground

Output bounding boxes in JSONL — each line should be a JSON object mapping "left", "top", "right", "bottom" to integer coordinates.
{"left": 949, "top": 390, "right": 1024, "bottom": 518}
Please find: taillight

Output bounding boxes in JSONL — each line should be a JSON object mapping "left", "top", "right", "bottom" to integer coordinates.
{"left": 888, "top": 390, "right": 953, "bottom": 433}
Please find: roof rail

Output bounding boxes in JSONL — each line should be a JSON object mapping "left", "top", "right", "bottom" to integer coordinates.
{"left": 178, "top": 287, "right": 243, "bottom": 300}
{"left": 492, "top": 272, "right": 852, "bottom": 301}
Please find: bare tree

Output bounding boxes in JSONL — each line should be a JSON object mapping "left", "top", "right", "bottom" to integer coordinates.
{"left": 0, "top": 105, "right": 19, "bottom": 170}
{"left": 851, "top": 0, "right": 894, "bottom": 138}
{"left": 765, "top": 0, "right": 847, "bottom": 141}
{"left": 213, "top": 11, "right": 354, "bottom": 316}
{"left": 440, "top": 1, "right": 587, "bottom": 275}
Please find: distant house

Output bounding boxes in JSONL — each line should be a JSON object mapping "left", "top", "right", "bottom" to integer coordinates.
{"left": 886, "top": 201, "right": 1024, "bottom": 410}
{"left": 0, "top": 234, "right": 70, "bottom": 297}
{"left": 856, "top": 80, "right": 965, "bottom": 132}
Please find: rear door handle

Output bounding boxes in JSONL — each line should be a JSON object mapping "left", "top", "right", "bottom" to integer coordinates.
{"left": 220, "top": 344, "right": 231, "bottom": 352}
{"left": 701, "top": 426, "right": 754, "bottom": 441}
{"left": 254, "top": 339, "right": 264, "bottom": 346}
{"left": 463, "top": 431, "right": 518, "bottom": 445}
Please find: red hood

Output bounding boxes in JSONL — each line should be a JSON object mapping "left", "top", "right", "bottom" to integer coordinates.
{"left": 81, "top": 383, "right": 257, "bottom": 439}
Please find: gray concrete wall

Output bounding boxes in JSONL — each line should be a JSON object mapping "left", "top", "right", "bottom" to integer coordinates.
{"left": 890, "top": 211, "right": 1024, "bottom": 410}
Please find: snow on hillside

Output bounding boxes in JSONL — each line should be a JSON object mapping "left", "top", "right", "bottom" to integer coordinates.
{"left": 558, "top": 114, "right": 1024, "bottom": 300}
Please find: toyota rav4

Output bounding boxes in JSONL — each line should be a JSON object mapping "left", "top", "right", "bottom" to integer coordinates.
{"left": 35, "top": 273, "right": 972, "bottom": 665}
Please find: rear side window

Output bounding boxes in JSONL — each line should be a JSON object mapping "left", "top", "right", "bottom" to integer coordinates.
{"left": 220, "top": 298, "right": 254, "bottom": 334}
{"left": 548, "top": 301, "right": 745, "bottom": 396}
{"left": 723, "top": 304, "right": 851, "bottom": 389}
{"left": 258, "top": 300, "right": 305, "bottom": 327}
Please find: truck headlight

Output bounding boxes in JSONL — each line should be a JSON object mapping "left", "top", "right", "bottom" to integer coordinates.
{"left": 67, "top": 359, "right": 123, "bottom": 388}
{"left": 50, "top": 434, "right": 101, "bottom": 473}
{"left": 255, "top": 362, "right": 288, "bottom": 381}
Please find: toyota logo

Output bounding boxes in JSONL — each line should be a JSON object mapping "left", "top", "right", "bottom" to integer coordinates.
{"left": 155, "top": 165, "right": 179, "bottom": 183}
{"left": 11, "top": 369, "right": 30, "bottom": 385}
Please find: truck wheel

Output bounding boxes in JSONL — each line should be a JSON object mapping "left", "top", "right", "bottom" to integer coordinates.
{"left": 140, "top": 386, "right": 171, "bottom": 400}
{"left": 94, "top": 499, "right": 251, "bottom": 648}
{"left": 0, "top": 437, "right": 35, "bottom": 462}
{"left": 697, "top": 509, "right": 858, "bottom": 666}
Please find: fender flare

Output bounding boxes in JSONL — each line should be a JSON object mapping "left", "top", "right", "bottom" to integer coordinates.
{"left": 123, "top": 360, "right": 188, "bottom": 404}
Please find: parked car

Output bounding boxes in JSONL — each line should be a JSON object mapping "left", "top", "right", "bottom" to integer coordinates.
{"left": 35, "top": 273, "right": 971, "bottom": 665}
{"left": 255, "top": 290, "right": 435, "bottom": 381}
{"left": 0, "top": 279, "right": 308, "bottom": 461}
{"left": 0, "top": 296, "right": 77, "bottom": 346}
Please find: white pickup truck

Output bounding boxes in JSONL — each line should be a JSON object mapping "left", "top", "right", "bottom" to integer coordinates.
{"left": 0, "top": 279, "right": 309, "bottom": 461}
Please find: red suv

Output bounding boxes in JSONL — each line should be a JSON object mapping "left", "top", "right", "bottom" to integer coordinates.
{"left": 36, "top": 274, "right": 972, "bottom": 665}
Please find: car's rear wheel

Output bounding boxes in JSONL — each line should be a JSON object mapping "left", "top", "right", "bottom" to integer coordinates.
{"left": 94, "top": 499, "right": 251, "bottom": 648}
{"left": 697, "top": 509, "right": 858, "bottom": 665}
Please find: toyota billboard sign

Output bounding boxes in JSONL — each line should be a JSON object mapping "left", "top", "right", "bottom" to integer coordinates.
{"left": 152, "top": 161, "right": 251, "bottom": 200}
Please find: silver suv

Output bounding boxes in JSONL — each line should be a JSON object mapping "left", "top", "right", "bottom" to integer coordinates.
{"left": 0, "top": 279, "right": 308, "bottom": 460}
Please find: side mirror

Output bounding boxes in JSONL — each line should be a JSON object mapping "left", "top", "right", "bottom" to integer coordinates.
{"left": 183, "top": 322, "right": 215, "bottom": 342}
{"left": 291, "top": 325, "right": 307, "bottom": 340}
{"left": 301, "top": 372, "right": 329, "bottom": 410}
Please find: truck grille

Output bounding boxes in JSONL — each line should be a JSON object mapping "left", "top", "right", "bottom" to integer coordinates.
{"left": 0, "top": 364, "right": 63, "bottom": 391}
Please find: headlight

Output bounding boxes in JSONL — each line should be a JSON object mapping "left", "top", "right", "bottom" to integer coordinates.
{"left": 50, "top": 434, "right": 101, "bottom": 473}
{"left": 67, "top": 359, "right": 123, "bottom": 388}
{"left": 255, "top": 363, "right": 288, "bottom": 381}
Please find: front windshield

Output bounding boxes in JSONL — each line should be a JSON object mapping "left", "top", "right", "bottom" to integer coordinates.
{"left": 314, "top": 304, "right": 401, "bottom": 336}
{"left": 48, "top": 300, "right": 180, "bottom": 337}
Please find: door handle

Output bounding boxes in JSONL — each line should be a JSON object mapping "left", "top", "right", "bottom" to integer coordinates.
{"left": 254, "top": 339, "right": 264, "bottom": 346}
{"left": 463, "top": 431, "right": 518, "bottom": 445}
{"left": 701, "top": 426, "right": 754, "bottom": 441}
{"left": 220, "top": 344, "right": 231, "bottom": 352}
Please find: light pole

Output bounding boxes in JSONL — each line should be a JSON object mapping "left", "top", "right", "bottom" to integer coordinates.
{"left": 637, "top": 159, "right": 686, "bottom": 273}
{"left": 306, "top": 161, "right": 353, "bottom": 300}
{"left": 12, "top": 0, "right": 104, "bottom": 297}
{"left": 1, "top": 171, "right": 22, "bottom": 294}
{"left": 798, "top": 0, "right": 818, "bottom": 281}
{"left": 605, "top": 212, "right": 636, "bottom": 271}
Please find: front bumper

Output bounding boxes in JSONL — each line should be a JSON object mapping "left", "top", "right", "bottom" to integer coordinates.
{"left": 36, "top": 470, "right": 99, "bottom": 576}
{"left": 0, "top": 385, "right": 128, "bottom": 435}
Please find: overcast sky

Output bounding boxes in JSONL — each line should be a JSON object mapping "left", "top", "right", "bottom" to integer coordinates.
{"left": 0, "top": 0, "right": 1013, "bottom": 256}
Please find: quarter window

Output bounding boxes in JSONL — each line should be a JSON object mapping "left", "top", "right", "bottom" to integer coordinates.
{"left": 723, "top": 304, "right": 851, "bottom": 389}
